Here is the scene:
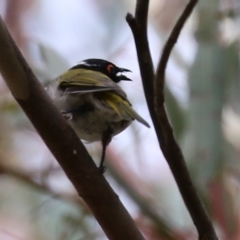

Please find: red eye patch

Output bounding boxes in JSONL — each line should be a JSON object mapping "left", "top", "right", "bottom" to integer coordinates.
{"left": 106, "top": 64, "right": 114, "bottom": 74}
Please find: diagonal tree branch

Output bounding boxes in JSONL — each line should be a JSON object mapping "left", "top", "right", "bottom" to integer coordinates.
{"left": 0, "top": 16, "right": 145, "bottom": 240}
{"left": 154, "top": 1, "right": 217, "bottom": 239}
{"left": 127, "top": 0, "right": 218, "bottom": 239}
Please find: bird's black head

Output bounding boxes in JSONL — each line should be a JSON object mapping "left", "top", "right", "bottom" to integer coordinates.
{"left": 70, "top": 58, "right": 131, "bottom": 83}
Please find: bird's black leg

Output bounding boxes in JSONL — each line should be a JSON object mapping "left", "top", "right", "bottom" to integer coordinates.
{"left": 99, "top": 143, "right": 107, "bottom": 173}
{"left": 99, "top": 127, "right": 113, "bottom": 173}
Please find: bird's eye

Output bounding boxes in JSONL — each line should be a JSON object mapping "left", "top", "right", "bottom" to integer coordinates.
{"left": 106, "top": 64, "right": 114, "bottom": 74}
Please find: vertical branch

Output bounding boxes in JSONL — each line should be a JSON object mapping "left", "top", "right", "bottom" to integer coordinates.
{"left": 127, "top": 0, "right": 218, "bottom": 239}
{"left": 126, "top": 1, "right": 155, "bottom": 111}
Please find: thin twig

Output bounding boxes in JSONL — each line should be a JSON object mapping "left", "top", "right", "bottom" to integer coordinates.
{"left": 155, "top": 0, "right": 199, "bottom": 96}
{"left": 127, "top": 0, "right": 218, "bottom": 239}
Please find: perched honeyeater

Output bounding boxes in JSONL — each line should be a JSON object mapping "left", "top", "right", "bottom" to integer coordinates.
{"left": 47, "top": 59, "right": 150, "bottom": 172}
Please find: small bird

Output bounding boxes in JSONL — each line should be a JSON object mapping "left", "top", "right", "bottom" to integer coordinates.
{"left": 47, "top": 59, "right": 150, "bottom": 172}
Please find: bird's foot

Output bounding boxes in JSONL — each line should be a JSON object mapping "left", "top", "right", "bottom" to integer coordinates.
{"left": 62, "top": 111, "right": 72, "bottom": 121}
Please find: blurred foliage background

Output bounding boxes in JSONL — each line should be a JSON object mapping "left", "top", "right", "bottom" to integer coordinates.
{"left": 0, "top": 0, "right": 240, "bottom": 239}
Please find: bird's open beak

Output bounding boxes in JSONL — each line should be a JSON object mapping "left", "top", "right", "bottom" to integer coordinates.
{"left": 117, "top": 68, "right": 132, "bottom": 81}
